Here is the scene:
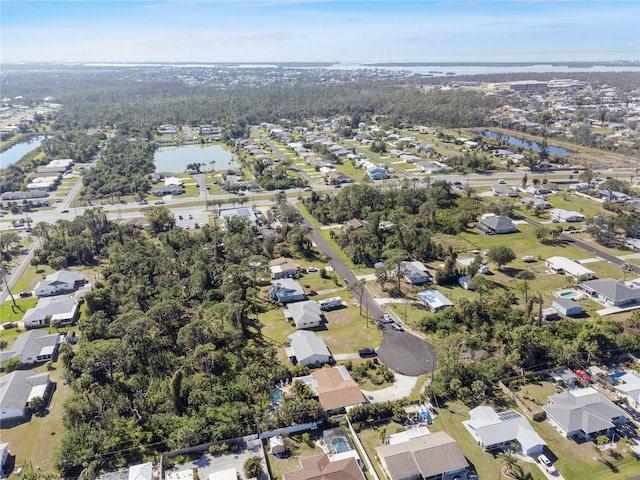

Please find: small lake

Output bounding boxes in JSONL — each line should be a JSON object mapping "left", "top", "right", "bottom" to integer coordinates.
{"left": 154, "top": 143, "right": 238, "bottom": 173}
{"left": 0, "top": 135, "right": 49, "bottom": 168}
{"left": 481, "top": 131, "right": 571, "bottom": 156}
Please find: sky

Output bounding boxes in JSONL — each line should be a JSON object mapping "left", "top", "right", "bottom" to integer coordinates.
{"left": 1, "top": 0, "right": 639, "bottom": 64}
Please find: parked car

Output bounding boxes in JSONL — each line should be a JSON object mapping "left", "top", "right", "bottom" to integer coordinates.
{"left": 358, "top": 348, "right": 377, "bottom": 358}
{"left": 383, "top": 314, "right": 393, "bottom": 323}
{"left": 188, "top": 214, "right": 193, "bottom": 219}
{"left": 453, "top": 181, "right": 463, "bottom": 187}
{"left": 391, "top": 322, "right": 404, "bottom": 332}
{"left": 61, "top": 209, "right": 70, "bottom": 213}
{"left": 154, "top": 200, "right": 165, "bottom": 205}
{"left": 178, "top": 215, "right": 183, "bottom": 220}
{"left": 2, "top": 322, "right": 17, "bottom": 329}
{"left": 194, "top": 223, "right": 200, "bottom": 228}
{"left": 19, "top": 291, "right": 33, "bottom": 298}
{"left": 307, "top": 266, "right": 318, "bottom": 272}
{"left": 236, "top": 191, "right": 245, "bottom": 196}
{"left": 305, "top": 290, "right": 318, "bottom": 296}
{"left": 498, "top": 179, "right": 507, "bottom": 184}
{"left": 574, "top": 369, "right": 591, "bottom": 382}
{"left": 537, "top": 454, "right": 557, "bottom": 475}
{"left": 138, "top": 200, "right": 148, "bottom": 205}
{"left": 304, "top": 187, "right": 313, "bottom": 192}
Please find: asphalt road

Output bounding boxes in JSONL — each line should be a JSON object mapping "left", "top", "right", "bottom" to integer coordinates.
{"left": 292, "top": 199, "right": 437, "bottom": 376}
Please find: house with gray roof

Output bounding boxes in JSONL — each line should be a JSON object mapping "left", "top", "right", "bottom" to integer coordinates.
{"left": 476, "top": 216, "right": 517, "bottom": 235}
{"left": 542, "top": 387, "right": 627, "bottom": 439}
{"left": 402, "top": 261, "right": 430, "bottom": 285}
{"left": 552, "top": 297, "right": 583, "bottom": 317}
{"left": 22, "top": 295, "right": 80, "bottom": 329}
{"left": 285, "top": 301, "right": 324, "bottom": 329}
{"left": 286, "top": 330, "right": 332, "bottom": 367}
{"left": 417, "top": 290, "right": 453, "bottom": 312}
{"left": 578, "top": 278, "right": 640, "bottom": 308}
{"left": 0, "top": 371, "right": 52, "bottom": 425}
{"left": 34, "top": 269, "right": 86, "bottom": 297}
{"left": 0, "top": 330, "right": 62, "bottom": 367}
{"left": 463, "top": 406, "right": 546, "bottom": 456}
{"left": 376, "top": 431, "right": 468, "bottom": 480}
{"left": 270, "top": 278, "right": 306, "bottom": 304}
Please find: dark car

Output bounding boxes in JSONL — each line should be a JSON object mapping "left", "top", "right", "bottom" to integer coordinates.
{"left": 358, "top": 348, "right": 377, "bottom": 358}
{"left": 2, "top": 321, "right": 17, "bottom": 329}
{"left": 19, "top": 291, "right": 33, "bottom": 298}
{"left": 61, "top": 209, "right": 70, "bottom": 213}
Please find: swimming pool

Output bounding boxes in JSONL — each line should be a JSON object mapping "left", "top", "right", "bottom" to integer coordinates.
{"left": 270, "top": 389, "right": 283, "bottom": 403}
{"left": 560, "top": 291, "right": 577, "bottom": 298}
{"left": 331, "top": 437, "right": 351, "bottom": 453}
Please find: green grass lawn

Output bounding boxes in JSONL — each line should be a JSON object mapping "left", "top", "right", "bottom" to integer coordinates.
{"left": 2, "top": 359, "right": 71, "bottom": 474}
{"left": 265, "top": 430, "right": 326, "bottom": 480}
{"left": 9, "top": 265, "right": 56, "bottom": 295}
{"left": 0, "top": 297, "right": 38, "bottom": 324}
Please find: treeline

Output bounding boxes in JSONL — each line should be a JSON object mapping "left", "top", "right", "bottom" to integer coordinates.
{"left": 303, "top": 182, "right": 479, "bottom": 266}
{"left": 81, "top": 134, "right": 155, "bottom": 201}
{"left": 29, "top": 208, "right": 317, "bottom": 476}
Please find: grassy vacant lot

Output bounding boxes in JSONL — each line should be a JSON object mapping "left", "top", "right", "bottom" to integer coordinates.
{"left": 512, "top": 379, "right": 561, "bottom": 416}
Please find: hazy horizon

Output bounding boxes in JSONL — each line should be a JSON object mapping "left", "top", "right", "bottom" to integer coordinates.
{"left": 2, "top": 1, "right": 639, "bottom": 64}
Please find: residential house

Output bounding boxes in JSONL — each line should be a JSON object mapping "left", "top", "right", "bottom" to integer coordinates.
{"left": 366, "top": 167, "right": 386, "bottom": 180}
{"left": 463, "top": 406, "right": 546, "bottom": 455}
{"left": 402, "top": 261, "right": 430, "bottom": 285}
{"left": 285, "top": 301, "right": 324, "bottom": 329}
{"left": 549, "top": 368, "right": 579, "bottom": 388}
{"left": 417, "top": 290, "right": 454, "bottom": 312}
{"left": 578, "top": 278, "right": 640, "bottom": 308}
{"left": 546, "top": 256, "right": 594, "bottom": 279}
{"left": 543, "top": 387, "right": 627, "bottom": 439}
{"left": 22, "top": 296, "right": 80, "bottom": 329}
{"left": 376, "top": 431, "right": 468, "bottom": 480}
{"left": 521, "top": 197, "right": 551, "bottom": 209}
{"left": 476, "top": 216, "right": 517, "bottom": 235}
{"left": 34, "top": 269, "right": 86, "bottom": 297}
{"left": 0, "top": 330, "right": 62, "bottom": 367}
{"left": 552, "top": 298, "right": 583, "bottom": 317}
{"left": 283, "top": 453, "right": 364, "bottom": 480}
{"left": 294, "top": 366, "right": 364, "bottom": 414}
{"left": 128, "top": 462, "right": 153, "bottom": 480}
{"left": 0, "top": 371, "right": 52, "bottom": 425}
{"left": 326, "top": 171, "right": 352, "bottom": 184}
{"left": 151, "top": 185, "right": 184, "bottom": 197}
{"left": 270, "top": 257, "right": 299, "bottom": 279}
{"left": 491, "top": 185, "right": 519, "bottom": 197}
{"left": 550, "top": 208, "right": 585, "bottom": 222}
{"left": 613, "top": 372, "right": 640, "bottom": 409}
{"left": 318, "top": 297, "right": 343, "bottom": 311}
{"left": 456, "top": 257, "right": 489, "bottom": 274}
{"left": 458, "top": 276, "right": 472, "bottom": 290}
{"left": 286, "top": 331, "right": 332, "bottom": 367}
{"left": 270, "top": 279, "right": 306, "bottom": 303}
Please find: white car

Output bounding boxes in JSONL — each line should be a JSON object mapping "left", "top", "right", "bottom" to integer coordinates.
{"left": 307, "top": 266, "right": 318, "bottom": 272}
{"left": 537, "top": 454, "right": 557, "bottom": 475}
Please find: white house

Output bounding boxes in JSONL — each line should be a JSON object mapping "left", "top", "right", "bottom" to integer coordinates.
{"left": 0, "top": 330, "right": 62, "bottom": 367}
{"left": 417, "top": 290, "right": 454, "bottom": 312}
{"left": 402, "top": 261, "right": 430, "bottom": 285}
{"left": 546, "top": 256, "right": 594, "bottom": 279}
{"left": 286, "top": 330, "right": 332, "bottom": 367}
{"left": 0, "top": 371, "right": 51, "bottom": 424}
{"left": 269, "top": 257, "right": 299, "bottom": 279}
{"left": 22, "top": 296, "right": 80, "bottom": 329}
{"left": 34, "top": 269, "right": 86, "bottom": 297}
{"left": 463, "top": 406, "right": 546, "bottom": 456}
{"left": 550, "top": 208, "right": 585, "bottom": 222}
{"left": 318, "top": 297, "right": 343, "bottom": 311}
{"left": 543, "top": 387, "right": 627, "bottom": 439}
{"left": 128, "top": 462, "right": 153, "bottom": 480}
{"left": 552, "top": 298, "right": 583, "bottom": 317}
{"left": 613, "top": 372, "right": 640, "bottom": 409}
{"left": 285, "top": 301, "right": 323, "bottom": 329}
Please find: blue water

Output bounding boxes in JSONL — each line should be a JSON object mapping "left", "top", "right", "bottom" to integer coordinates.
{"left": 154, "top": 143, "right": 238, "bottom": 173}
{"left": 0, "top": 135, "right": 49, "bottom": 168}
{"left": 332, "top": 438, "right": 350, "bottom": 453}
{"left": 481, "top": 131, "right": 571, "bottom": 156}
{"left": 270, "top": 389, "right": 283, "bottom": 403}
{"left": 560, "top": 291, "right": 576, "bottom": 298}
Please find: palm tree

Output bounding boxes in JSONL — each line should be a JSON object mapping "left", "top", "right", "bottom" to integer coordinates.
{"left": 620, "top": 436, "right": 633, "bottom": 453}
{"left": 0, "top": 263, "right": 17, "bottom": 308}
{"left": 377, "top": 426, "right": 387, "bottom": 444}
{"left": 498, "top": 449, "right": 521, "bottom": 478}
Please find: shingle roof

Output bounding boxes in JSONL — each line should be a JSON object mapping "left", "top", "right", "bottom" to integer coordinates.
{"left": 376, "top": 431, "right": 468, "bottom": 479}
{"left": 580, "top": 279, "right": 640, "bottom": 303}
{"left": 311, "top": 366, "right": 363, "bottom": 411}
{"left": 286, "top": 301, "right": 323, "bottom": 328}
{"left": 0, "top": 330, "right": 60, "bottom": 365}
{"left": 288, "top": 331, "right": 330, "bottom": 364}
{"left": 283, "top": 454, "right": 364, "bottom": 480}
{"left": 542, "top": 387, "right": 625, "bottom": 435}
{"left": 0, "top": 371, "right": 50, "bottom": 411}
{"left": 479, "top": 216, "right": 515, "bottom": 231}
